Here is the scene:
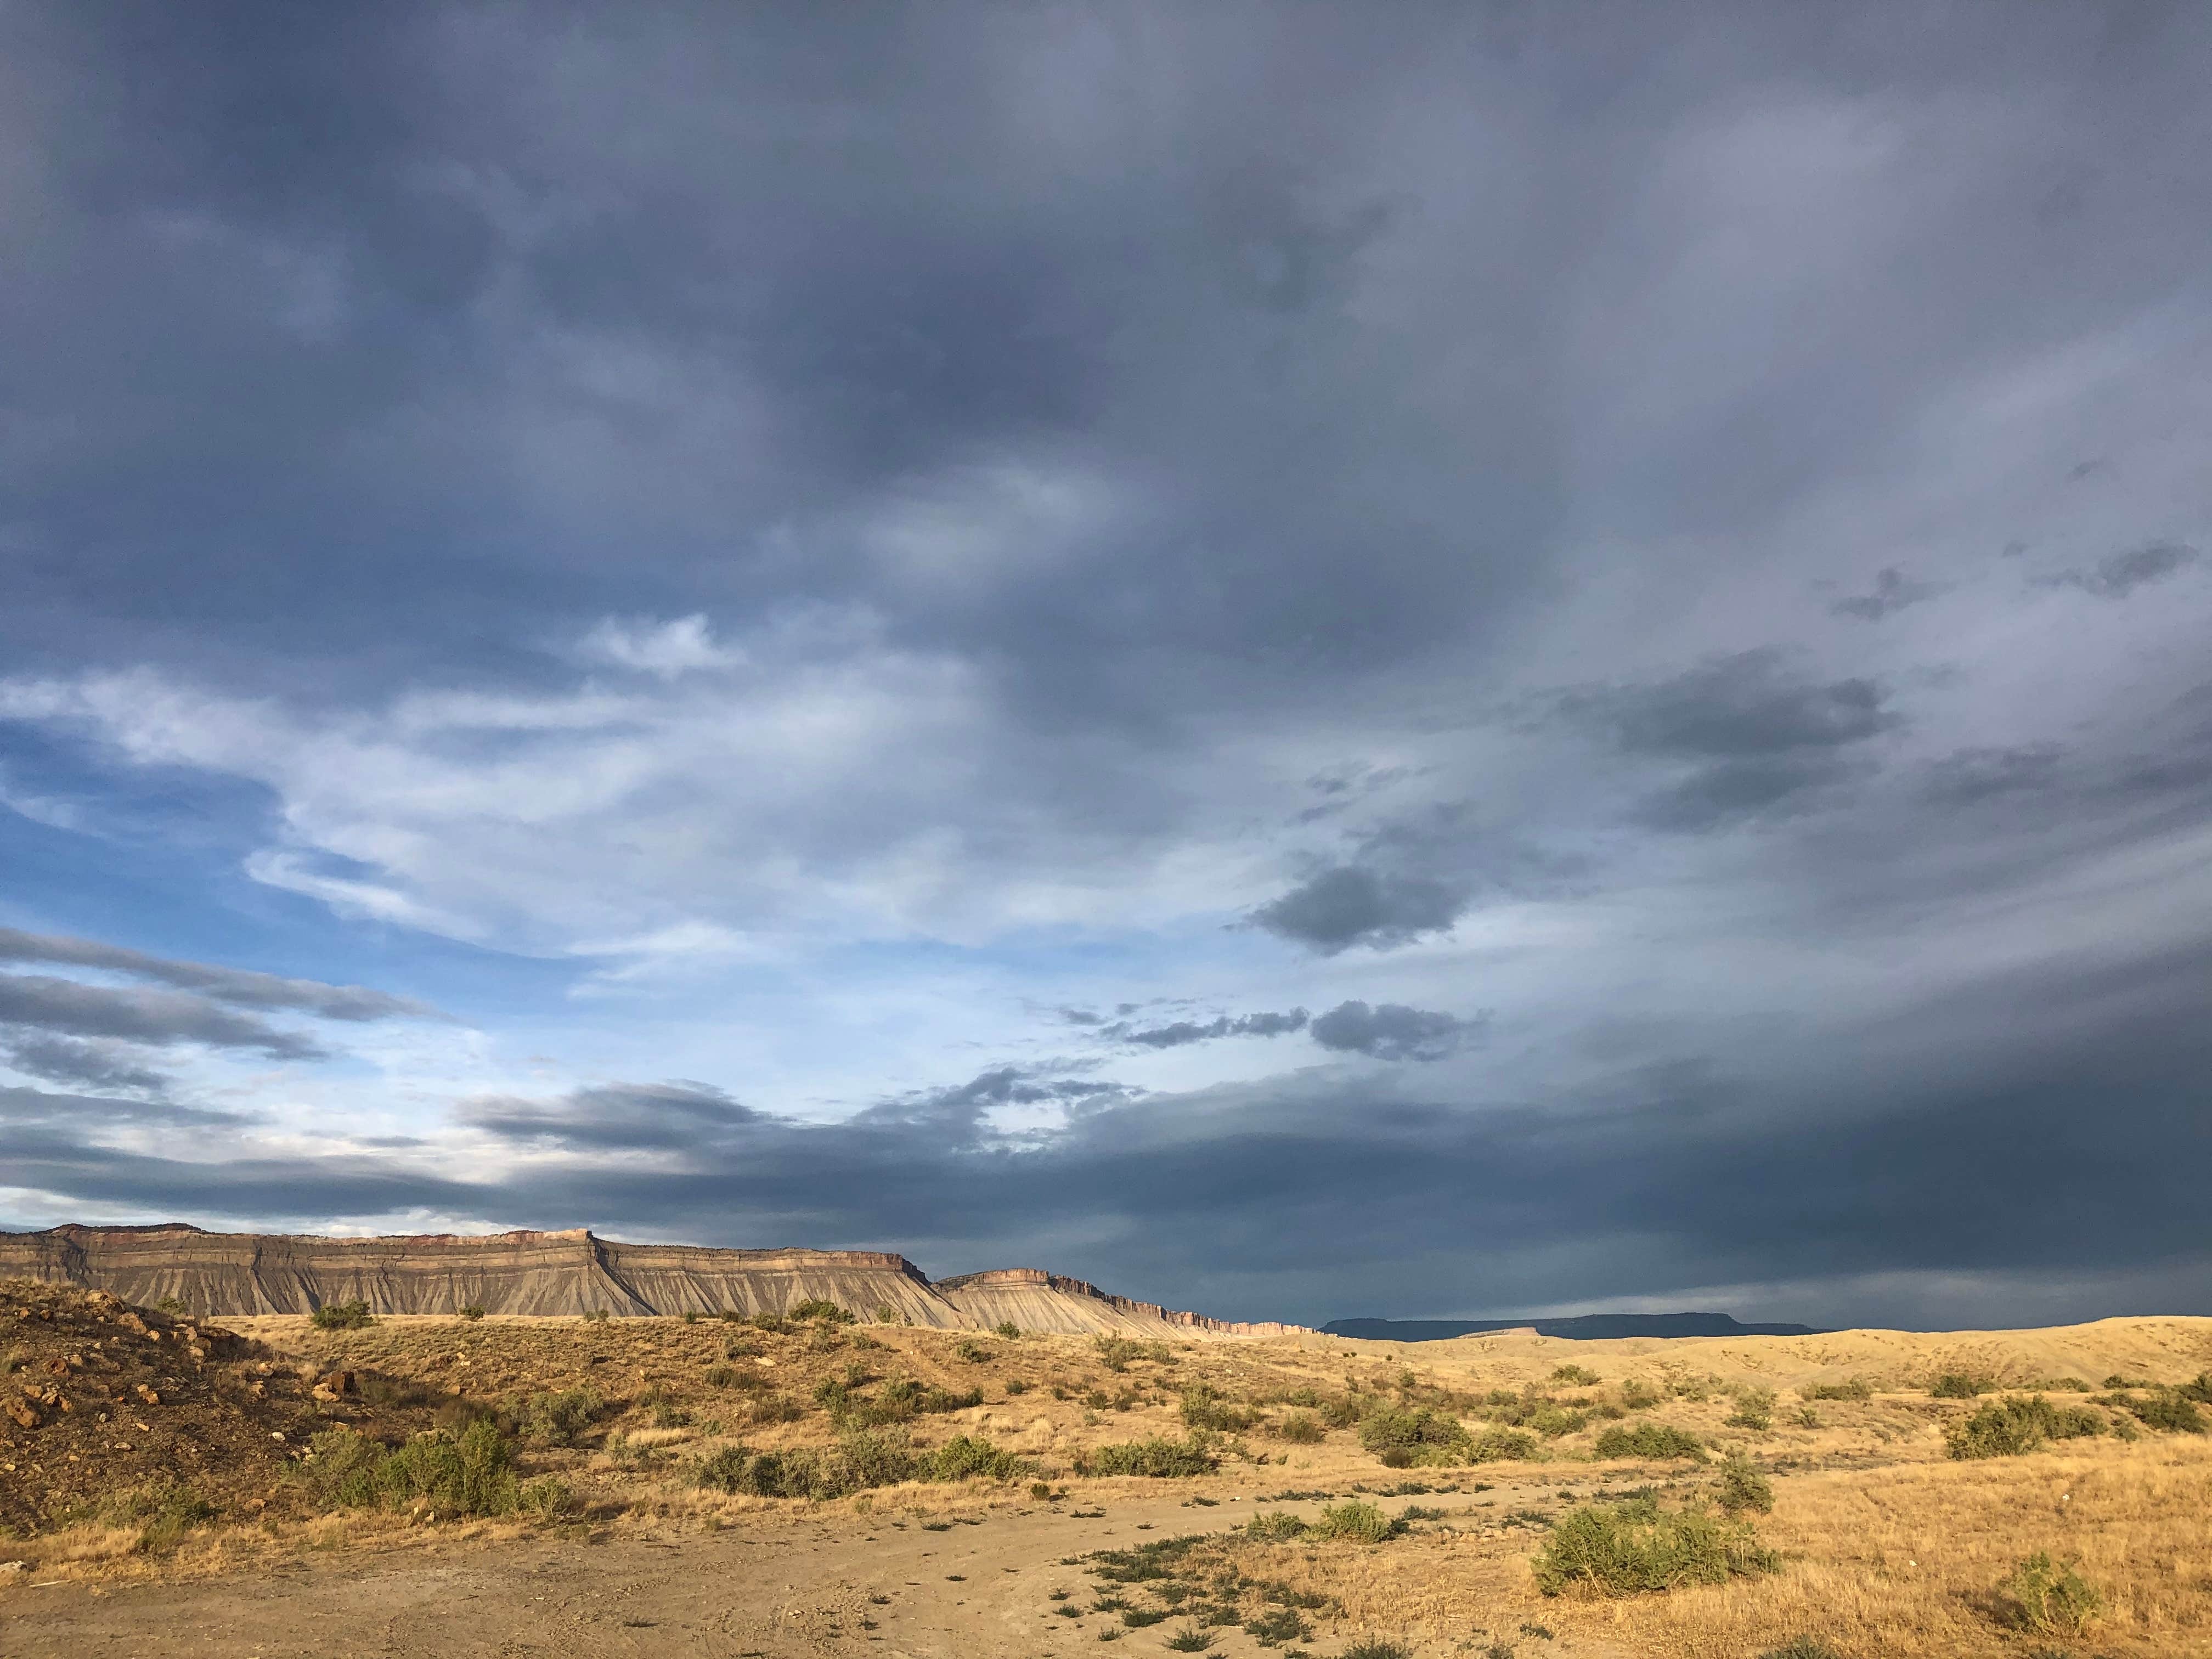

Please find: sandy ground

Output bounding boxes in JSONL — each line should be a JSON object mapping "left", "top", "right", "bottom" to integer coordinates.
{"left": 1, "top": 1479, "right": 1624, "bottom": 1659}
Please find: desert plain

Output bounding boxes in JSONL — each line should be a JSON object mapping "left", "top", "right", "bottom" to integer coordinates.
{"left": 3, "top": 1277, "right": 2208, "bottom": 1659}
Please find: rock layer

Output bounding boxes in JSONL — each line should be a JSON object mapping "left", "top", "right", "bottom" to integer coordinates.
{"left": 0, "top": 1224, "right": 1304, "bottom": 1337}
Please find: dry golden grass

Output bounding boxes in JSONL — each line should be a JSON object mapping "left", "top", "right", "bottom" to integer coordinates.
{"left": 1214, "top": 1436, "right": 2212, "bottom": 1657}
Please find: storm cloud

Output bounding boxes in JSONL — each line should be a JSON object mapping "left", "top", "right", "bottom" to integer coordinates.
{"left": 2, "top": 4, "right": 2210, "bottom": 1329}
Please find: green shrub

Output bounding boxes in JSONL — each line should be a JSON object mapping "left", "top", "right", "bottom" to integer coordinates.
{"left": 1339, "top": 1641, "right": 1414, "bottom": 1659}
{"left": 954, "top": 1338, "right": 994, "bottom": 1363}
{"left": 1998, "top": 1551, "right": 2103, "bottom": 1637}
{"left": 1801, "top": 1376, "right": 1871, "bottom": 1402}
{"left": 1550, "top": 1363, "right": 1601, "bottom": 1386}
{"left": 789, "top": 1299, "right": 854, "bottom": 1324}
{"left": 458, "top": 1305, "right": 486, "bottom": 1322}
{"left": 298, "top": 1420, "right": 519, "bottom": 1515}
{"left": 927, "top": 1434, "right": 1028, "bottom": 1482}
{"left": 1469, "top": 1427, "right": 1541, "bottom": 1463}
{"left": 1164, "top": 1627, "right": 1217, "bottom": 1652}
{"left": 153, "top": 1295, "right": 188, "bottom": 1314}
{"left": 1180, "top": 1384, "right": 1255, "bottom": 1432}
{"left": 1358, "top": 1404, "right": 1473, "bottom": 1465}
{"left": 1078, "top": 1435, "right": 1220, "bottom": 1477}
{"left": 1713, "top": 1452, "right": 1774, "bottom": 1516}
{"left": 1306, "top": 1500, "right": 1403, "bottom": 1543}
{"left": 1526, "top": 1404, "right": 1589, "bottom": 1438}
{"left": 1275, "top": 1411, "right": 1324, "bottom": 1444}
{"left": 512, "top": 1386, "right": 604, "bottom": 1447}
{"left": 1929, "top": 1372, "right": 1987, "bottom": 1399}
{"left": 1243, "top": 1509, "right": 1308, "bottom": 1541}
{"left": 582, "top": 1308, "right": 611, "bottom": 1324}
{"left": 1593, "top": 1421, "right": 1708, "bottom": 1462}
{"left": 1532, "top": 1497, "right": 1779, "bottom": 1596}
{"left": 517, "top": 1476, "right": 575, "bottom": 1517}
{"left": 2179, "top": 1373, "right": 2212, "bottom": 1405}
{"left": 2122, "top": 1391, "right": 2205, "bottom": 1434}
{"left": 1243, "top": 1606, "right": 1311, "bottom": 1646}
{"left": 1946, "top": 1395, "right": 2107, "bottom": 1459}
{"left": 994, "top": 1321, "right": 1021, "bottom": 1339}
{"left": 2103, "top": 1374, "right": 2151, "bottom": 1389}
{"left": 1617, "top": 1379, "right": 1661, "bottom": 1412}
{"left": 1758, "top": 1641, "right": 1844, "bottom": 1659}
{"left": 98, "top": 1479, "right": 216, "bottom": 1551}
{"left": 1726, "top": 1387, "right": 1775, "bottom": 1430}
{"left": 1094, "top": 1335, "right": 1143, "bottom": 1373}
{"left": 311, "top": 1298, "right": 375, "bottom": 1330}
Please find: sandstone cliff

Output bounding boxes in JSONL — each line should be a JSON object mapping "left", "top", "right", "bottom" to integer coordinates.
{"left": 0, "top": 1223, "right": 1304, "bottom": 1337}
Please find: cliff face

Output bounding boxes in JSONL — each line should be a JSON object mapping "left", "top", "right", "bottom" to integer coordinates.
{"left": 0, "top": 1224, "right": 1307, "bottom": 1338}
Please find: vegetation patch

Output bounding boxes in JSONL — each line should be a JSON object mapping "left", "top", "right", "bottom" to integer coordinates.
{"left": 309, "top": 1299, "right": 375, "bottom": 1331}
{"left": 296, "top": 1419, "right": 520, "bottom": 1516}
{"left": 1997, "top": 1551, "right": 2104, "bottom": 1638}
{"left": 1593, "top": 1421, "right": 1708, "bottom": 1462}
{"left": 1945, "top": 1395, "right": 2108, "bottom": 1459}
{"left": 1531, "top": 1496, "right": 1779, "bottom": 1597}
{"left": 1077, "top": 1435, "right": 1221, "bottom": 1477}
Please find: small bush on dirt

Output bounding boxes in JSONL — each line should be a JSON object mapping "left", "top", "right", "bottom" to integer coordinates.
{"left": 2103, "top": 1374, "right": 2152, "bottom": 1389}
{"left": 1713, "top": 1451, "right": 1774, "bottom": 1516}
{"left": 458, "top": 1305, "right": 486, "bottom": 1321}
{"left": 1803, "top": 1376, "right": 1872, "bottom": 1402}
{"left": 1307, "top": 1500, "right": 1404, "bottom": 1543}
{"left": 928, "top": 1434, "right": 1028, "bottom": 1482}
{"left": 1946, "top": 1395, "right": 2107, "bottom": 1459}
{"left": 300, "top": 1420, "right": 519, "bottom": 1516}
{"left": 1180, "top": 1384, "right": 1255, "bottom": 1432}
{"left": 1244, "top": 1606, "right": 1311, "bottom": 1646}
{"left": 953, "top": 1338, "right": 994, "bottom": 1363}
{"left": 1532, "top": 1496, "right": 1778, "bottom": 1597}
{"left": 2177, "top": 1372, "right": 2212, "bottom": 1404}
{"left": 98, "top": 1479, "right": 216, "bottom": 1551}
{"left": 311, "top": 1298, "right": 374, "bottom": 1330}
{"left": 1339, "top": 1641, "right": 1413, "bottom": 1659}
{"left": 1274, "top": 1411, "right": 1324, "bottom": 1443}
{"left": 2125, "top": 1391, "right": 2207, "bottom": 1434}
{"left": 1617, "top": 1379, "right": 1661, "bottom": 1412}
{"left": 1469, "top": 1426, "right": 1541, "bottom": 1463}
{"left": 1726, "top": 1387, "right": 1775, "bottom": 1430}
{"left": 517, "top": 1476, "right": 576, "bottom": 1517}
{"left": 582, "top": 1308, "right": 611, "bottom": 1324}
{"left": 994, "top": 1320, "right": 1020, "bottom": 1339}
{"left": 1999, "top": 1552, "right": 2104, "bottom": 1638}
{"left": 153, "top": 1295, "right": 188, "bottom": 1314}
{"left": 1550, "top": 1364, "right": 1601, "bottom": 1386}
{"left": 789, "top": 1298, "right": 854, "bottom": 1324}
{"left": 1094, "top": 1335, "right": 1144, "bottom": 1373}
{"left": 1358, "top": 1403, "right": 1472, "bottom": 1465}
{"left": 1164, "top": 1628, "right": 1217, "bottom": 1652}
{"left": 1758, "top": 1641, "right": 1844, "bottom": 1659}
{"left": 1930, "top": 1372, "right": 1988, "bottom": 1398}
{"left": 513, "top": 1386, "right": 604, "bottom": 1447}
{"left": 1593, "top": 1421, "right": 1708, "bottom": 1462}
{"left": 1079, "top": 1435, "right": 1220, "bottom": 1477}
{"left": 1243, "top": 1509, "right": 1308, "bottom": 1541}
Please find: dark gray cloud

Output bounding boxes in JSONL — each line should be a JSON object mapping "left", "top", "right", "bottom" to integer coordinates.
{"left": 0, "top": 974, "right": 325, "bottom": 1059}
{"left": 0, "top": 1084, "right": 240, "bottom": 1132}
{"left": 6, "top": 938, "right": 2208, "bottom": 1328}
{"left": 1108, "top": 1010, "right": 1310, "bottom": 1048}
{"left": 1830, "top": 567, "right": 1940, "bottom": 621}
{"left": 465, "top": 1081, "right": 761, "bottom": 1153}
{"left": 1251, "top": 866, "right": 1472, "bottom": 953}
{"left": 2049, "top": 541, "right": 2200, "bottom": 600}
{"left": 1, "top": 1034, "right": 170, "bottom": 1096}
{"left": 1308, "top": 1001, "right": 1479, "bottom": 1062}
{"left": 0, "top": 928, "right": 436, "bottom": 1022}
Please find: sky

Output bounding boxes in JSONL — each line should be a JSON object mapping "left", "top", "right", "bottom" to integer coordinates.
{"left": 2, "top": 3, "right": 2209, "bottom": 1332}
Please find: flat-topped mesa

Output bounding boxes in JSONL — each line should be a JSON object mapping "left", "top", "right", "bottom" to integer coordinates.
{"left": 0, "top": 1226, "right": 1304, "bottom": 1335}
{"left": 933, "top": 1267, "right": 1311, "bottom": 1338}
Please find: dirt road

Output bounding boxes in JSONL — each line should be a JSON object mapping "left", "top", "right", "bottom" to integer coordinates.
{"left": 1, "top": 1485, "right": 1617, "bottom": 1659}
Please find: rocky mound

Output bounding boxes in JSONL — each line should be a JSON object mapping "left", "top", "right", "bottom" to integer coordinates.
{"left": 0, "top": 1279, "right": 439, "bottom": 1537}
{"left": 0, "top": 1226, "right": 1307, "bottom": 1338}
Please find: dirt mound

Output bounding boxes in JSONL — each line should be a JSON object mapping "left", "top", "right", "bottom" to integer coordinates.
{"left": 0, "top": 1224, "right": 1309, "bottom": 1338}
{"left": 0, "top": 1279, "right": 441, "bottom": 1538}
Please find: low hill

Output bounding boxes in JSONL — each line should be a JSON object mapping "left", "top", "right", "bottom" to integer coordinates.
{"left": 0, "top": 1224, "right": 1304, "bottom": 1338}
{"left": 1324, "top": 1312, "right": 1826, "bottom": 1341}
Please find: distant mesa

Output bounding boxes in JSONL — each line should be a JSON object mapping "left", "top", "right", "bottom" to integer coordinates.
{"left": 0, "top": 1223, "right": 1307, "bottom": 1339}
{"left": 1323, "top": 1312, "right": 1827, "bottom": 1342}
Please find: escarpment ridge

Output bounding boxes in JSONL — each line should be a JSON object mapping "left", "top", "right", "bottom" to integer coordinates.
{"left": 0, "top": 1223, "right": 1306, "bottom": 1338}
